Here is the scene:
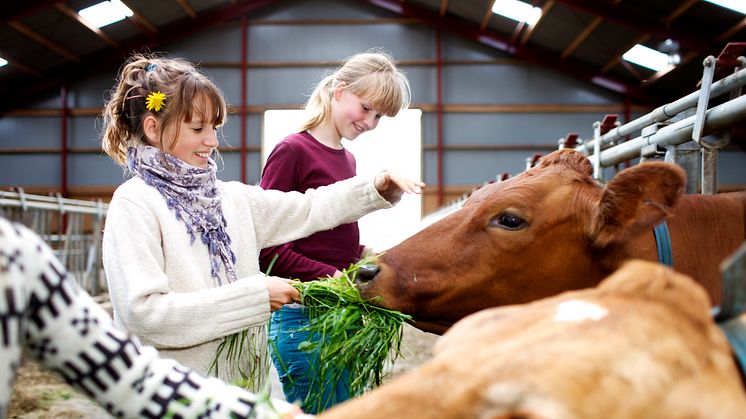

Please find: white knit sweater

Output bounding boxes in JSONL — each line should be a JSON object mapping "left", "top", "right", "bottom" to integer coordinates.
{"left": 0, "top": 218, "right": 300, "bottom": 419}
{"left": 103, "top": 175, "right": 390, "bottom": 386}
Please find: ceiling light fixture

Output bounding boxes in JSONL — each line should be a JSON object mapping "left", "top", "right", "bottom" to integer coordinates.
{"left": 492, "top": 0, "right": 542, "bottom": 25}
{"left": 0, "top": 57, "right": 7, "bottom": 68}
{"left": 78, "top": 0, "right": 133, "bottom": 29}
{"left": 704, "top": 0, "right": 746, "bottom": 15}
{"left": 622, "top": 44, "right": 670, "bottom": 71}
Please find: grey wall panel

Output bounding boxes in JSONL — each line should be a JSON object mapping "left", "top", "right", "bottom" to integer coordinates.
{"left": 247, "top": 24, "right": 432, "bottom": 62}
{"left": 403, "top": 66, "right": 436, "bottom": 105}
{"left": 69, "top": 117, "right": 101, "bottom": 148}
{"left": 69, "top": 74, "right": 118, "bottom": 108}
{"left": 423, "top": 150, "right": 545, "bottom": 185}
{"left": 219, "top": 115, "right": 243, "bottom": 149}
{"left": 719, "top": 151, "right": 746, "bottom": 185}
{"left": 260, "top": 0, "right": 392, "bottom": 21}
{"left": 68, "top": 154, "right": 126, "bottom": 186}
{"left": 246, "top": 152, "right": 263, "bottom": 185}
{"left": 442, "top": 35, "right": 512, "bottom": 61}
{"left": 443, "top": 113, "right": 602, "bottom": 145}
{"left": 421, "top": 113, "right": 439, "bottom": 146}
{"left": 203, "top": 68, "right": 244, "bottom": 108}
{"left": 247, "top": 67, "right": 327, "bottom": 105}
{"left": 168, "top": 25, "right": 242, "bottom": 62}
{"left": 444, "top": 150, "right": 541, "bottom": 184}
{"left": 215, "top": 152, "right": 242, "bottom": 183}
{"left": 0, "top": 117, "right": 60, "bottom": 148}
{"left": 0, "top": 155, "right": 60, "bottom": 186}
{"left": 443, "top": 64, "right": 617, "bottom": 105}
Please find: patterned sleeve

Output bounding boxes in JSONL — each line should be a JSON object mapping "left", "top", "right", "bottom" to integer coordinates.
{"left": 0, "top": 218, "right": 306, "bottom": 419}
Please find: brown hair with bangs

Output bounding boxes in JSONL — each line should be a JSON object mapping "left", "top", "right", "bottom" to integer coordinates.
{"left": 101, "top": 53, "right": 227, "bottom": 166}
{"left": 299, "top": 50, "right": 411, "bottom": 133}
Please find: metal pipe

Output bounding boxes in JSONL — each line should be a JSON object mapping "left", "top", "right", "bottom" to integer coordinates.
{"left": 240, "top": 14, "right": 248, "bottom": 183}
{"left": 435, "top": 29, "right": 445, "bottom": 207}
{"left": 577, "top": 65, "right": 746, "bottom": 153}
{"left": 60, "top": 85, "right": 68, "bottom": 197}
{"left": 594, "top": 93, "right": 746, "bottom": 166}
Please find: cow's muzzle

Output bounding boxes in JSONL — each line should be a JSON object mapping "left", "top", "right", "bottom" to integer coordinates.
{"left": 356, "top": 264, "right": 380, "bottom": 282}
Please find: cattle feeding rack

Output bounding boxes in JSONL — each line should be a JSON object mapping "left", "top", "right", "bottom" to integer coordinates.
{"left": 572, "top": 43, "right": 746, "bottom": 195}
{"left": 422, "top": 43, "right": 746, "bottom": 227}
{"left": 0, "top": 188, "right": 109, "bottom": 296}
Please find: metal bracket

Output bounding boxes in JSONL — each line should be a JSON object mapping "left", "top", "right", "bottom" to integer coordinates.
{"left": 692, "top": 55, "right": 716, "bottom": 146}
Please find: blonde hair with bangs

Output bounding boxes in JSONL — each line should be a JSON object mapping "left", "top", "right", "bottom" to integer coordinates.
{"left": 300, "top": 50, "right": 411, "bottom": 132}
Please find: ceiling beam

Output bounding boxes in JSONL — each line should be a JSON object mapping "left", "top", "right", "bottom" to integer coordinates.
{"left": 55, "top": 3, "right": 120, "bottom": 48}
{"left": 0, "top": 0, "right": 280, "bottom": 112}
{"left": 176, "top": 0, "right": 198, "bottom": 19}
{"left": 603, "top": 0, "right": 698, "bottom": 84}
{"left": 7, "top": 20, "right": 80, "bottom": 63}
{"left": 480, "top": 1, "right": 495, "bottom": 31}
{"left": 0, "top": 51, "right": 43, "bottom": 78}
{"left": 520, "top": 0, "right": 554, "bottom": 45}
{"left": 1, "top": 1, "right": 60, "bottom": 23}
{"left": 120, "top": 0, "right": 159, "bottom": 36}
{"left": 438, "top": 0, "right": 449, "bottom": 16}
{"left": 553, "top": 0, "right": 716, "bottom": 55}
{"left": 362, "top": 0, "right": 648, "bottom": 101}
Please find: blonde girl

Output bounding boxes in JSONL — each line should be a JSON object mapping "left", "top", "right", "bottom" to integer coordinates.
{"left": 259, "top": 50, "right": 422, "bottom": 412}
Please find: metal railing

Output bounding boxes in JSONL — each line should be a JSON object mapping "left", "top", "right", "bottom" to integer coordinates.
{"left": 0, "top": 188, "right": 109, "bottom": 295}
{"left": 422, "top": 47, "right": 746, "bottom": 227}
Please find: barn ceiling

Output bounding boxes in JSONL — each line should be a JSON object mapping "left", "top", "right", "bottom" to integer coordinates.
{"left": 1, "top": 0, "right": 745, "bottom": 113}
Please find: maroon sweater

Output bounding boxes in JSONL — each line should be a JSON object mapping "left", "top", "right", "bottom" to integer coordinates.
{"left": 258, "top": 131, "right": 364, "bottom": 281}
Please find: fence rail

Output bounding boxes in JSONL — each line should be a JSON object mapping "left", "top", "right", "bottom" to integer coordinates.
{"left": 0, "top": 188, "right": 109, "bottom": 295}
{"left": 422, "top": 49, "right": 746, "bottom": 227}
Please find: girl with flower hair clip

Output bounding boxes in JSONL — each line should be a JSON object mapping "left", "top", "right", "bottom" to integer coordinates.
{"left": 100, "top": 53, "right": 423, "bottom": 394}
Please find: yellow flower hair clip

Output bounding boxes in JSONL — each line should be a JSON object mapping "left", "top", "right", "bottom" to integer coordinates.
{"left": 145, "top": 91, "right": 166, "bottom": 112}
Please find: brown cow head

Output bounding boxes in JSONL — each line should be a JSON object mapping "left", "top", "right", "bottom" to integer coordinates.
{"left": 357, "top": 149, "right": 685, "bottom": 334}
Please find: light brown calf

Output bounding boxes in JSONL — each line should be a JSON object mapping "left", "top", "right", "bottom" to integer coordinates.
{"left": 320, "top": 261, "right": 746, "bottom": 419}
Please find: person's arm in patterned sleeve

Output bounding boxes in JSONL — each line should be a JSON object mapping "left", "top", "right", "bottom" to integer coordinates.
{"left": 0, "top": 217, "right": 311, "bottom": 419}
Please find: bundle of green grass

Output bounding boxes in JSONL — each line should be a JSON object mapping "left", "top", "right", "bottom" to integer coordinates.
{"left": 287, "top": 256, "right": 412, "bottom": 410}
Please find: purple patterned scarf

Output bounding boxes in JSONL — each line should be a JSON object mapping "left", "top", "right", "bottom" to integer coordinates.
{"left": 127, "top": 144, "right": 237, "bottom": 285}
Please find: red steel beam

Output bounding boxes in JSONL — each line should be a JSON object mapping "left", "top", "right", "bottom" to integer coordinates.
{"left": 240, "top": 14, "right": 248, "bottom": 184}
{"left": 435, "top": 30, "right": 444, "bottom": 206}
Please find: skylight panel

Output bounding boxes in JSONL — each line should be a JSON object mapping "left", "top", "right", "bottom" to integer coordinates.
{"left": 78, "top": 0, "right": 133, "bottom": 28}
{"left": 492, "top": 0, "right": 542, "bottom": 25}
{"left": 622, "top": 44, "right": 670, "bottom": 72}
{"left": 704, "top": 0, "right": 746, "bottom": 15}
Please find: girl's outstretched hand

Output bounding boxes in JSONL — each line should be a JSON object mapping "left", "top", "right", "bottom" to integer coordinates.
{"left": 374, "top": 170, "right": 425, "bottom": 204}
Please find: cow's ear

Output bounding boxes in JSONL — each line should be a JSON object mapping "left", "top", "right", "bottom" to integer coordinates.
{"left": 538, "top": 149, "right": 593, "bottom": 177}
{"left": 590, "top": 162, "right": 685, "bottom": 248}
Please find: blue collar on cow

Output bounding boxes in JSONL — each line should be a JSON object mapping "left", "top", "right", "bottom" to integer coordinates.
{"left": 653, "top": 221, "right": 673, "bottom": 267}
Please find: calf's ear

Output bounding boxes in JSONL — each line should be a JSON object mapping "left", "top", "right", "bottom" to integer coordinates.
{"left": 590, "top": 161, "right": 685, "bottom": 248}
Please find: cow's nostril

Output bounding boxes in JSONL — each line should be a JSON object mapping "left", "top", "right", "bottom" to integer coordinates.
{"left": 356, "top": 264, "right": 380, "bottom": 282}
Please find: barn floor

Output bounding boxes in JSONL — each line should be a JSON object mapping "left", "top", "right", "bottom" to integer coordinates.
{"left": 9, "top": 325, "right": 439, "bottom": 418}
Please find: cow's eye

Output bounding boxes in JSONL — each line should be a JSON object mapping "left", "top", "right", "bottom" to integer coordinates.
{"left": 489, "top": 212, "right": 527, "bottom": 230}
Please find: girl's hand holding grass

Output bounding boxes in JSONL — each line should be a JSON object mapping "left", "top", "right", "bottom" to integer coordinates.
{"left": 266, "top": 276, "right": 301, "bottom": 311}
{"left": 290, "top": 256, "right": 412, "bottom": 410}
